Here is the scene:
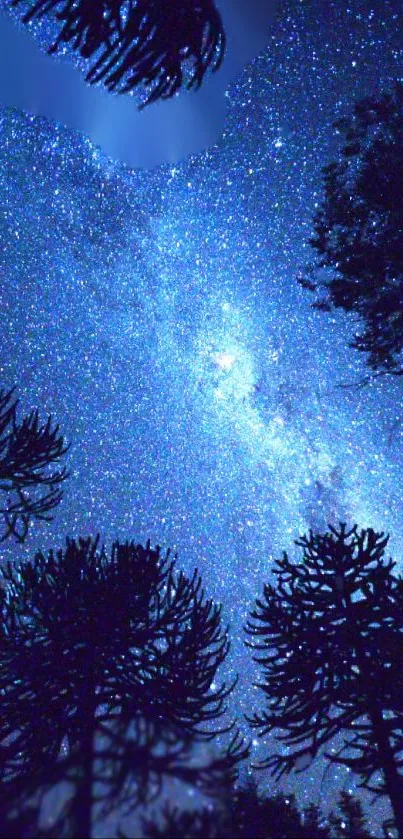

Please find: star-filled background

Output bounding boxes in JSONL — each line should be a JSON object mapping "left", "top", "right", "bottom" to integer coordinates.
{"left": 0, "top": 0, "right": 403, "bottom": 834}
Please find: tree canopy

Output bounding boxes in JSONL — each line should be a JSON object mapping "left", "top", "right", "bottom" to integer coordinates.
{"left": 140, "top": 782, "right": 372, "bottom": 838}
{"left": 0, "top": 535, "right": 246, "bottom": 836}
{"left": 245, "top": 523, "right": 403, "bottom": 837}
{"left": 0, "top": 387, "right": 68, "bottom": 542}
{"left": 300, "top": 82, "right": 403, "bottom": 378}
{"left": 9, "top": 0, "right": 226, "bottom": 108}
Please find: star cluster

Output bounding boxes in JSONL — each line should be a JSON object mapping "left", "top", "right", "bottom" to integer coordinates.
{"left": 1, "top": 0, "right": 403, "bottom": 830}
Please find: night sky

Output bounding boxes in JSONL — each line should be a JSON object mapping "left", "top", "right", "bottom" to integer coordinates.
{"left": 1, "top": 0, "right": 403, "bottom": 834}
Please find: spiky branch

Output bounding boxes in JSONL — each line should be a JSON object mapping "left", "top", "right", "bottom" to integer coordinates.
{"left": 10, "top": 0, "right": 226, "bottom": 108}
{"left": 299, "top": 82, "right": 403, "bottom": 377}
{"left": 0, "top": 388, "right": 69, "bottom": 542}
{"left": 0, "top": 536, "right": 246, "bottom": 836}
{"left": 245, "top": 523, "right": 403, "bottom": 837}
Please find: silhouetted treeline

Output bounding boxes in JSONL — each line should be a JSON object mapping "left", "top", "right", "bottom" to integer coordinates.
{"left": 139, "top": 778, "right": 373, "bottom": 838}
{"left": 300, "top": 81, "right": 403, "bottom": 380}
{"left": 2, "top": 522, "right": 403, "bottom": 836}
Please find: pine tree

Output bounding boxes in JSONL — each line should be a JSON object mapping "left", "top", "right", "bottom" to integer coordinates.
{"left": 0, "top": 535, "right": 247, "bottom": 837}
{"left": 140, "top": 803, "right": 228, "bottom": 839}
{"left": 259, "top": 791, "right": 307, "bottom": 838}
{"left": 302, "top": 802, "right": 331, "bottom": 838}
{"left": 0, "top": 386, "right": 68, "bottom": 542}
{"left": 328, "top": 791, "right": 372, "bottom": 838}
{"left": 300, "top": 82, "right": 403, "bottom": 378}
{"left": 8, "top": 0, "right": 226, "bottom": 108}
{"left": 140, "top": 785, "right": 332, "bottom": 839}
{"left": 245, "top": 523, "right": 403, "bottom": 837}
{"left": 228, "top": 774, "right": 267, "bottom": 838}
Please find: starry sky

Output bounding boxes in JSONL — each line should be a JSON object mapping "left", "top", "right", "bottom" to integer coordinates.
{"left": 1, "top": 0, "right": 403, "bottom": 833}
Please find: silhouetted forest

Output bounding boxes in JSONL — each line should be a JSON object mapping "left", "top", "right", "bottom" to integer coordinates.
{"left": 139, "top": 781, "right": 373, "bottom": 838}
{"left": 1, "top": 5, "right": 403, "bottom": 836}
{"left": 1, "top": 517, "right": 403, "bottom": 836}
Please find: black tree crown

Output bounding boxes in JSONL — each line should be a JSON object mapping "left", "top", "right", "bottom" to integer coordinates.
{"left": 139, "top": 782, "right": 372, "bottom": 838}
{"left": 10, "top": 0, "right": 226, "bottom": 107}
{"left": 300, "top": 81, "right": 403, "bottom": 378}
{"left": 0, "top": 387, "right": 69, "bottom": 542}
{"left": 0, "top": 535, "right": 247, "bottom": 836}
{"left": 245, "top": 523, "right": 403, "bottom": 837}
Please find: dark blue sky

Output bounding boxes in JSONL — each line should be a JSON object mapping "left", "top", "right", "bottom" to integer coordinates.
{"left": 0, "top": 0, "right": 403, "bottom": 833}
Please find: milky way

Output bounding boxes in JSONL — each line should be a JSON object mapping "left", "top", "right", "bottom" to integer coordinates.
{"left": 1, "top": 0, "right": 403, "bottom": 830}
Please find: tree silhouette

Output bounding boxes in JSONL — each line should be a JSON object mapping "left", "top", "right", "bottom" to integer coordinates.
{"left": 235, "top": 788, "right": 311, "bottom": 839}
{"left": 302, "top": 802, "right": 333, "bottom": 839}
{"left": 140, "top": 783, "right": 375, "bottom": 838}
{"left": 9, "top": 0, "right": 226, "bottom": 108}
{"left": 140, "top": 802, "right": 229, "bottom": 839}
{"left": 299, "top": 82, "right": 403, "bottom": 378}
{"left": 245, "top": 523, "right": 403, "bottom": 837}
{"left": 328, "top": 791, "right": 372, "bottom": 838}
{"left": 0, "top": 535, "right": 247, "bottom": 837}
{"left": 140, "top": 792, "right": 307, "bottom": 839}
{"left": 0, "top": 387, "right": 68, "bottom": 542}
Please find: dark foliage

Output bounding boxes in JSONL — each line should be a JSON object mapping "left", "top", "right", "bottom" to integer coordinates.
{"left": 300, "top": 82, "right": 403, "bottom": 377}
{"left": 0, "top": 387, "right": 68, "bottom": 542}
{"left": 0, "top": 535, "right": 247, "bottom": 837}
{"left": 328, "top": 791, "right": 372, "bottom": 838}
{"left": 10, "top": 0, "right": 226, "bottom": 108}
{"left": 302, "top": 802, "right": 333, "bottom": 839}
{"left": 140, "top": 781, "right": 375, "bottom": 838}
{"left": 140, "top": 802, "right": 229, "bottom": 839}
{"left": 140, "top": 793, "right": 306, "bottom": 839}
{"left": 224, "top": 779, "right": 315, "bottom": 839}
{"left": 245, "top": 523, "right": 403, "bottom": 837}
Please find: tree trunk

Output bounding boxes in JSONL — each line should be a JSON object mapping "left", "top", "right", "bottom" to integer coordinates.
{"left": 344, "top": 592, "right": 403, "bottom": 838}
{"left": 70, "top": 717, "right": 95, "bottom": 838}
{"left": 68, "top": 662, "right": 97, "bottom": 839}
{"left": 369, "top": 705, "right": 403, "bottom": 839}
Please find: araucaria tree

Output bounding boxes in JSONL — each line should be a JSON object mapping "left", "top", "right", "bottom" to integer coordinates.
{"left": 245, "top": 523, "right": 403, "bottom": 837}
{"left": 0, "top": 387, "right": 68, "bottom": 542}
{"left": 300, "top": 82, "right": 403, "bottom": 377}
{"left": 0, "top": 536, "right": 246, "bottom": 837}
{"left": 9, "top": 0, "right": 226, "bottom": 108}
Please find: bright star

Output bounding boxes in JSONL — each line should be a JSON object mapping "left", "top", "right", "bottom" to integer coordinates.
{"left": 214, "top": 351, "right": 237, "bottom": 371}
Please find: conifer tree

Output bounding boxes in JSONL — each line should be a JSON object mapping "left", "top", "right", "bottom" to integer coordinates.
{"left": 140, "top": 785, "right": 338, "bottom": 838}
{"left": 328, "top": 791, "right": 372, "bottom": 838}
{"left": 0, "top": 535, "right": 246, "bottom": 837}
{"left": 140, "top": 803, "right": 228, "bottom": 839}
{"left": 9, "top": 0, "right": 226, "bottom": 108}
{"left": 0, "top": 387, "right": 68, "bottom": 542}
{"left": 303, "top": 802, "right": 332, "bottom": 839}
{"left": 300, "top": 82, "right": 403, "bottom": 378}
{"left": 245, "top": 523, "right": 403, "bottom": 837}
